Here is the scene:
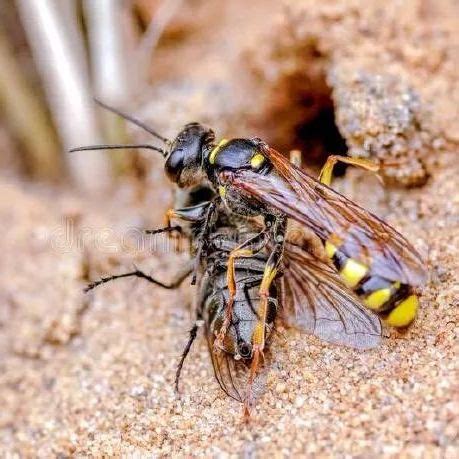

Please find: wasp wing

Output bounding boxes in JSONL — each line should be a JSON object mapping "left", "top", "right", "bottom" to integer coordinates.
{"left": 280, "top": 240, "right": 382, "bottom": 349}
{"left": 221, "top": 148, "right": 427, "bottom": 286}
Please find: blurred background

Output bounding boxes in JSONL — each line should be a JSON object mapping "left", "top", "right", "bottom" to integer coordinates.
{"left": 1, "top": 0, "right": 294, "bottom": 199}
{"left": 1, "top": 0, "right": 199, "bottom": 195}
{"left": 0, "top": 1, "right": 458, "bottom": 456}
{"left": 2, "top": 0, "right": 457, "bottom": 195}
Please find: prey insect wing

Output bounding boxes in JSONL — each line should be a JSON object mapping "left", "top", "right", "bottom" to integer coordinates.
{"left": 205, "top": 323, "right": 270, "bottom": 405}
{"left": 205, "top": 326, "right": 245, "bottom": 403}
{"left": 222, "top": 146, "right": 427, "bottom": 287}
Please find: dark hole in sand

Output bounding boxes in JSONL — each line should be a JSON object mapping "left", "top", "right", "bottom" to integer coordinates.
{"left": 258, "top": 59, "right": 349, "bottom": 176}
{"left": 294, "top": 103, "right": 348, "bottom": 176}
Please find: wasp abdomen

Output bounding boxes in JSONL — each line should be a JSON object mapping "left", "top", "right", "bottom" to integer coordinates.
{"left": 325, "top": 239, "right": 419, "bottom": 328}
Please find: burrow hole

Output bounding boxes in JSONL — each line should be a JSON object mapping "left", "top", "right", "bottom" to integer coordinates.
{"left": 255, "top": 53, "right": 348, "bottom": 176}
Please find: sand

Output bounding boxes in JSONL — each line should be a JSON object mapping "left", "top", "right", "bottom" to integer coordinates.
{"left": 1, "top": 0, "right": 458, "bottom": 456}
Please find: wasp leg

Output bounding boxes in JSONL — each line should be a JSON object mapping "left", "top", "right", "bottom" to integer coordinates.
{"left": 165, "top": 208, "right": 179, "bottom": 228}
{"left": 166, "top": 200, "right": 216, "bottom": 226}
{"left": 163, "top": 200, "right": 220, "bottom": 286}
{"left": 289, "top": 149, "right": 302, "bottom": 167}
{"left": 84, "top": 265, "right": 192, "bottom": 293}
{"left": 175, "top": 312, "right": 203, "bottom": 393}
{"left": 244, "top": 219, "right": 286, "bottom": 418}
{"left": 213, "top": 231, "right": 269, "bottom": 353}
{"left": 243, "top": 343, "right": 262, "bottom": 421}
{"left": 242, "top": 276, "right": 265, "bottom": 319}
{"left": 213, "top": 248, "right": 255, "bottom": 352}
{"left": 318, "top": 155, "right": 380, "bottom": 187}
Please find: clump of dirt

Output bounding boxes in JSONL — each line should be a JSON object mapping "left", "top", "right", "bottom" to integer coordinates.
{"left": 245, "top": 0, "right": 456, "bottom": 185}
{"left": 330, "top": 68, "right": 431, "bottom": 186}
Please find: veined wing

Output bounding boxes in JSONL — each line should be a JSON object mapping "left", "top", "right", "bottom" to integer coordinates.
{"left": 205, "top": 325, "right": 268, "bottom": 403}
{"left": 220, "top": 148, "right": 427, "bottom": 287}
{"left": 280, "top": 240, "right": 382, "bottom": 349}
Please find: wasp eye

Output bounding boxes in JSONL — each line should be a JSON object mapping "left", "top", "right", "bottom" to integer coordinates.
{"left": 238, "top": 341, "right": 252, "bottom": 358}
{"left": 250, "top": 153, "right": 265, "bottom": 170}
{"left": 165, "top": 149, "right": 184, "bottom": 183}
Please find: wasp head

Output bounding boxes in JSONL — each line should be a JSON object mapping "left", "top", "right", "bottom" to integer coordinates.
{"left": 165, "top": 123, "right": 215, "bottom": 187}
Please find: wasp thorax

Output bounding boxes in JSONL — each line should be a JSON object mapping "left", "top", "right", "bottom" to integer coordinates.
{"left": 165, "top": 122, "right": 215, "bottom": 187}
{"left": 209, "top": 138, "right": 269, "bottom": 173}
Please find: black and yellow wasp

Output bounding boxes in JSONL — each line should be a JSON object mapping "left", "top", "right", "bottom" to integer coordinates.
{"left": 72, "top": 101, "right": 427, "bottom": 417}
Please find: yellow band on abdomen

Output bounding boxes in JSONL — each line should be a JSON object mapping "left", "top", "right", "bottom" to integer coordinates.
{"left": 364, "top": 288, "right": 392, "bottom": 310}
{"left": 385, "top": 295, "right": 418, "bottom": 327}
{"left": 340, "top": 258, "right": 368, "bottom": 288}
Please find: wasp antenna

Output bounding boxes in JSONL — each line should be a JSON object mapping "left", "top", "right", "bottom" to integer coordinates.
{"left": 94, "top": 98, "right": 170, "bottom": 144}
{"left": 69, "top": 143, "right": 166, "bottom": 156}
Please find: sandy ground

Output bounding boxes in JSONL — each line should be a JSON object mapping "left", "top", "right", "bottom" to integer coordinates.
{"left": 0, "top": 154, "right": 457, "bottom": 457}
{"left": 1, "top": 0, "right": 458, "bottom": 457}
{"left": 0, "top": 155, "right": 459, "bottom": 458}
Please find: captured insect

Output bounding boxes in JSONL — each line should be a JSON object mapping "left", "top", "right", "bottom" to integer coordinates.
{"left": 172, "top": 183, "right": 280, "bottom": 411}
{"left": 71, "top": 100, "right": 427, "bottom": 417}
{"left": 83, "top": 178, "right": 277, "bottom": 413}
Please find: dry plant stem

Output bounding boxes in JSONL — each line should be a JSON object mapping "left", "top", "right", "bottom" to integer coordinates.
{"left": 83, "top": 0, "right": 134, "bottom": 175}
{"left": 83, "top": 0, "right": 131, "bottom": 105}
{"left": 0, "top": 28, "right": 61, "bottom": 180}
{"left": 136, "top": 0, "right": 184, "bottom": 84}
{"left": 16, "top": 0, "right": 111, "bottom": 193}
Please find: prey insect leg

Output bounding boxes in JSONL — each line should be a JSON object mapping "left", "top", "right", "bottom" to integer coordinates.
{"left": 84, "top": 265, "right": 192, "bottom": 293}
{"left": 175, "top": 311, "right": 203, "bottom": 393}
{"left": 191, "top": 200, "right": 218, "bottom": 285}
{"left": 318, "top": 155, "right": 380, "bottom": 187}
{"left": 213, "top": 230, "right": 269, "bottom": 352}
{"left": 146, "top": 225, "right": 184, "bottom": 252}
{"left": 145, "top": 225, "right": 183, "bottom": 235}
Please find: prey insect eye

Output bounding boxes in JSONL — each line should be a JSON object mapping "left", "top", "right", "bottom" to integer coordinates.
{"left": 237, "top": 342, "right": 252, "bottom": 359}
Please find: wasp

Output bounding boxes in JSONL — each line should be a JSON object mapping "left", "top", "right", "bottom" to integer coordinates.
{"left": 72, "top": 100, "right": 427, "bottom": 417}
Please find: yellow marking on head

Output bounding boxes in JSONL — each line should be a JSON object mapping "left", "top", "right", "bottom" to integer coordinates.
{"left": 385, "top": 295, "right": 418, "bottom": 328}
{"left": 250, "top": 153, "right": 265, "bottom": 169}
{"left": 325, "top": 240, "right": 338, "bottom": 258}
{"left": 218, "top": 185, "right": 226, "bottom": 198}
{"left": 340, "top": 259, "right": 368, "bottom": 288}
{"left": 209, "top": 138, "right": 228, "bottom": 164}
